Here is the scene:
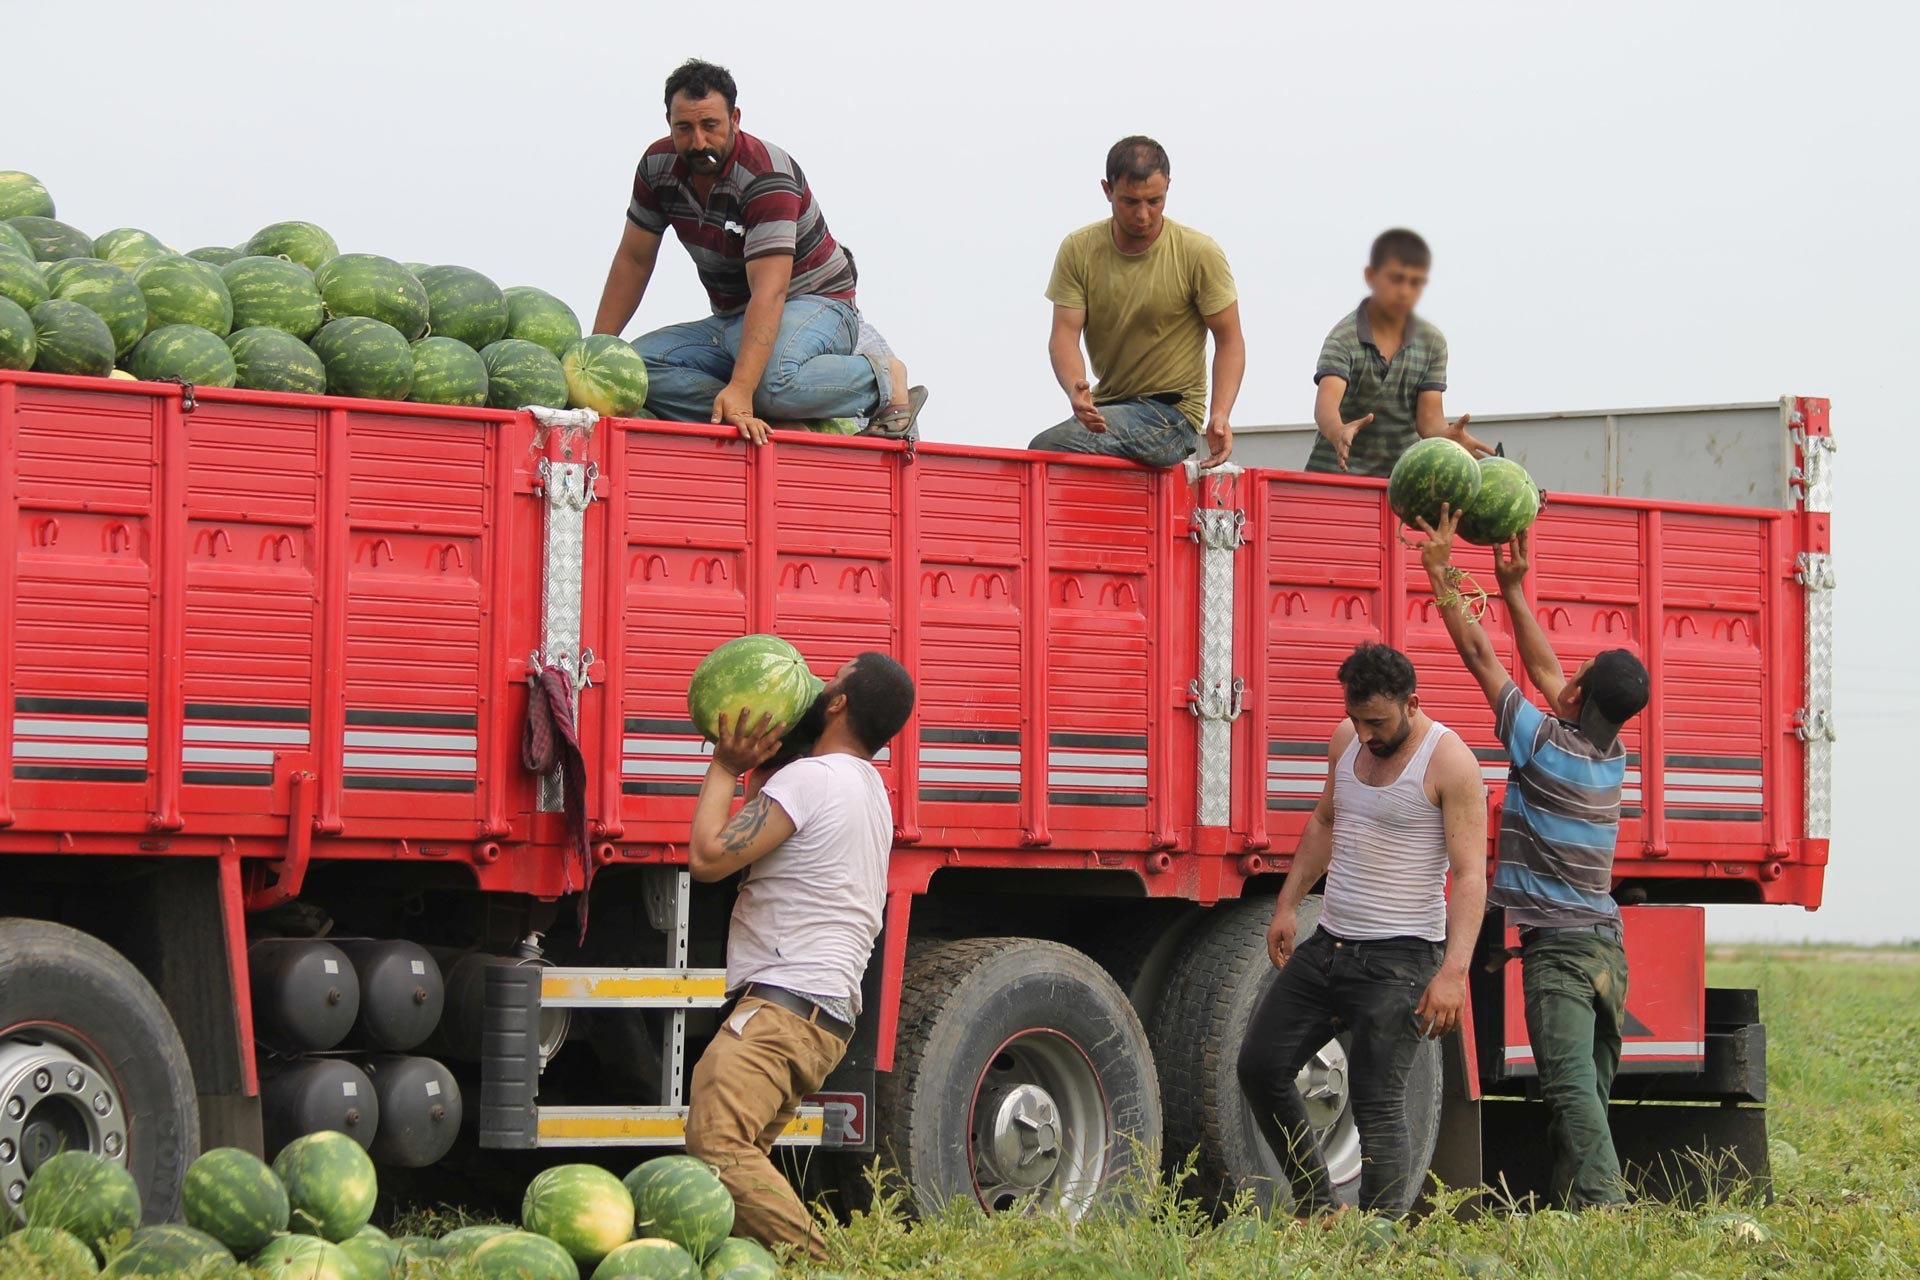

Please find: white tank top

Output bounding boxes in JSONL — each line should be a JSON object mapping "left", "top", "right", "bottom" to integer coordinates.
{"left": 1318, "top": 721, "right": 1453, "bottom": 942}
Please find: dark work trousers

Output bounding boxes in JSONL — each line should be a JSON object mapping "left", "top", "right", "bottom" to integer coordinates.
{"left": 1236, "top": 928, "right": 1443, "bottom": 1216}
{"left": 1521, "top": 927, "right": 1630, "bottom": 1208}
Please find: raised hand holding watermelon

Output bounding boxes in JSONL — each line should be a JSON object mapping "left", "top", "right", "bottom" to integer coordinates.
{"left": 711, "top": 707, "right": 787, "bottom": 777}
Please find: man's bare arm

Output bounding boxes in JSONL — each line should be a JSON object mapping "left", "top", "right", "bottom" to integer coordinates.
{"left": 1493, "top": 530, "right": 1568, "bottom": 705}
{"left": 688, "top": 709, "right": 796, "bottom": 881}
{"left": 1414, "top": 737, "right": 1489, "bottom": 1038}
{"left": 1047, "top": 304, "right": 1106, "bottom": 433}
{"left": 1265, "top": 727, "right": 1347, "bottom": 968}
{"left": 1415, "top": 389, "right": 1492, "bottom": 457}
{"left": 1418, "top": 509, "right": 1513, "bottom": 710}
{"left": 1200, "top": 302, "right": 1245, "bottom": 468}
{"left": 707, "top": 254, "right": 793, "bottom": 442}
{"left": 592, "top": 221, "right": 664, "bottom": 336}
{"left": 1313, "top": 377, "right": 1372, "bottom": 472}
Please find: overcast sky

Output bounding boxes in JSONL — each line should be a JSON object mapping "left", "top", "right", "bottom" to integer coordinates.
{"left": 16, "top": 0, "right": 1913, "bottom": 940}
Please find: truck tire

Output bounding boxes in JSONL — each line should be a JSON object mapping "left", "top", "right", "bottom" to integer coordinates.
{"left": 0, "top": 918, "right": 200, "bottom": 1224}
{"left": 871, "top": 938, "right": 1160, "bottom": 1218}
{"left": 1149, "top": 896, "right": 1442, "bottom": 1213}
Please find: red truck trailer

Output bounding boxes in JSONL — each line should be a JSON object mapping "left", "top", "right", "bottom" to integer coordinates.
{"left": 0, "top": 371, "right": 1830, "bottom": 1221}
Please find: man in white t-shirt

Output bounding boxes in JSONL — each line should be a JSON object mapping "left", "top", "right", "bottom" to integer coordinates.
{"left": 684, "top": 650, "right": 915, "bottom": 1258}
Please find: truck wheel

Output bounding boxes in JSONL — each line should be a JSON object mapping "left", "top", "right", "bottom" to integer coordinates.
{"left": 0, "top": 918, "right": 199, "bottom": 1223}
{"left": 1149, "top": 896, "right": 1442, "bottom": 1213}
{"left": 873, "top": 938, "right": 1160, "bottom": 1218}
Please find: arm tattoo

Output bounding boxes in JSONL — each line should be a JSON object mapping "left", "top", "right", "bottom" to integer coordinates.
{"left": 719, "top": 795, "right": 774, "bottom": 856}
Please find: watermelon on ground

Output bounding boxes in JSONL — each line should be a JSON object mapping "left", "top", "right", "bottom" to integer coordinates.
{"left": 409, "top": 336, "right": 489, "bottom": 406}
{"left": 686, "top": 636, "right": 823, "bottom": 744}
{"left": 0, "top": 171, "right": 55, "bottom": 220}
{"left": 0, "top": 220, "right": 36, "bottom": 259}
{"left": 504, "top": 285, "right": 582, "bottom": 359}
{"left": 522, "top": 1163, "right": 635, "bottom": 1268}
{"left": 7, "top": 216, "right": 93, "bottom": 262}
{"left": 1456, "top": 456, "right": 1543, "bottom": 546}
{"left": 130, "top": 325, "right": 238, "bottom": 387}
{"left": 188, "top": 246, "right": 245, "bottom": 268}
{"left": 471, "top": 1230, "right": 579, "bottom": 1280}
{"left": 338, "top": 1224, "right": 401, "bottom": 1280}
{"left": 46, "top": 259, "right": 148, "bottom": 358}
{"left": 563, "top": 334, "right": 650, "bottom": 416}
{"left": 92, "top": 228, "right": 171, "bottom": 272}
{"left": 314, "top": 254, "right": 430, "bottom": 340}
{"left": 0, "top": 247, "right": 53, "bottom": 311}
{"left": 30, "top": 299, "right": 117, "bottom": 376}
{"left": 228, "top": 327, "right": 327, "bottom": 394}
{"left": 311, "top": 316, "right": 414, "bottom": 400}
{"left": 623, "top": 1155, "right": 736, "bottom": 1263}
{"left": 221, "top": 255, "right": 324, "bottom": 339}
{"left": 98, "top": 1225, "right": 233, "bottom": 1277}
{"left": 595, "top": 1238, "right": 700, "bottom": 1280}
{"left": 701, "top": 1237, "right": 776, "bottom": 1280}
{"left": 182, "top": 1146, "right": 290, "bottom": 1257}
{"left": 437, "top": 1224, "right": 515, "bottom": 1260}
{"left": 244, "top": 221, "right": 339, "bottom": 272}
{"left": 0, "top": 295, "right": 35, "bottom": 370}
{"left": 272, "top": 1129, "right": 378, "bottom": 1242}
{"left": 418, "top": 264, "right": 509, "bottom": 348}
{"left": 252, "top": 1234, "right": 357, "bottom": 1279}
{"left": 479, "top": 337, "right": 567, "bottom": 409}
{"left": 134, "top": 255, "right": 233, "bottom": 335}
{"left": 20, "top": 1153, "right": 141, "bottom": 1255}
{"left": 0, "top": 1226, "right": 101, "bottom": 1275}
{"left": 1387, "top": 437, "right": 1483, "bottom": 530}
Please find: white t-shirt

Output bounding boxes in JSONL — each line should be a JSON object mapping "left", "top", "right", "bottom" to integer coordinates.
{"left": 727, "top": 753, "right": 891, "bottom": 1014}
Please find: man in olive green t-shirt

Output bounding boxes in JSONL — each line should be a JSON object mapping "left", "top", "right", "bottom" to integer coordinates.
{"left": 1028, "top": 136, "right": 1245, "bottom": 468}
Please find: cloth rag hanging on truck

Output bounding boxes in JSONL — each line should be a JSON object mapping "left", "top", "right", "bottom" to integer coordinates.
{"left": 522, "top": 664, "right": 594, "bottom": 938}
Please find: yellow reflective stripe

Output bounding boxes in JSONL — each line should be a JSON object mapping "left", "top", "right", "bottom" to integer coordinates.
{"left": 539, "top": 973, "right": 728, "bottom": 1002}
{"left": 534, "top": 1112, "right": 825, "bottom": 1142}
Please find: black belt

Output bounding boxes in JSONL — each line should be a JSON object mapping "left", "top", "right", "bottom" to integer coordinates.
{"left": 1520, "top": 922, "right": 1623, "bottom": 943}
{"left": 733, "top": 983, "right": 854, "bottom": 1042}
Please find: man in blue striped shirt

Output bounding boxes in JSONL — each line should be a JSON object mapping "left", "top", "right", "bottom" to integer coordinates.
{"left": 1417, "top": 508, "right": 1650, "bottom": 1209}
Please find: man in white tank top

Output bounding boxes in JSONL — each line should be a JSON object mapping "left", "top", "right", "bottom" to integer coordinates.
{"left": 1237, "top": 643, "right": 1487, "bottom": 1216}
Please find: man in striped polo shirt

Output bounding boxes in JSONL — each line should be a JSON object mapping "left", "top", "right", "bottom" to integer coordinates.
{"left": 592, "top": 60, "right": 923, "bottom": 443}
{"left": 1417, "top": 510, "right": 1651, "bottom": 1209}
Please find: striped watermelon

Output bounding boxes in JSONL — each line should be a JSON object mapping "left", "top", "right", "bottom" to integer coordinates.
{"left": 807, "top": 417, "right": 861, "bottom": 434}
{"left": 686, "top": 635, "right": 823, "bottom": 744}
{"left": 252, "top": 1234, "right": 358, "bottom": 1279}
{"left": 623, "top": 1156, "right": 735, "bottom": 1263}
{"left": 133, "top": 255, "right": 233, "bottom": 336}
{"left": 0, "top": 220, "right": 34, "bottom": 259}
{"left": 595, "top": 1238, "right": 700, "bottom": 1280}
{"left": 222, "top": 255, "right": 325, "bottom": 339}
{"left": 0, "top": 296, "right": 35, "bottom": 370}
{"left": 1456, "top": 456, "right": 1543, "bottom": 546}
{"left": 7, "top": 215, "right": 94, "bottom": 262}
{"left": 479, "top": 338, "right": 567, "bottom": 410}
{"left": 98, "top": 1225, "right": 233, "bottom": 1277}
{"left": 563, "top": 334, "right": 651, "bottom": 416}
{"left": 0, "top": 170, "right": 55, "bottom": 220}
{"left": 504, "top": 285, "right": 582, "bottom": 359}
{"left": 21, "top": 1152, "right": 142, "bottom": 1255}
{"left": 182, "top": 1147, "right": 290, "bottom": 1256}
{"left": 437, "top": 1224, "right": 515, "bottom": 1260}
{"left": 228, "top": 327, "right": 327, "bottom": 394}
{"left": 471, "top": 1230, "right": 579, "bottom": 1280}
{"left": 338, "top": 1224, "right": 401, "bottom": 1280}
{"left": 311, "top": 316, "right": 414, "bottom": 401}
{"left": 46, "top": 259, "right": 148, "bottom": 358}
{"left": 1386, "top": 437, "right": 1482, "bottom": 529}
{"left": 409, "top": 335, "right": 489, "bottom": 406}
{"left": 272, "top": 1129, "right": 378, "bottom": 1242}
{"left": 700, "top": 1237, "right": 775, "bottom": 1280}
{"left": 30, "top": 299, "right": 116, "bottom": 376}
{"left": 0, "top": 1226, "right": 100, "bottom": 1274}
{"left": 0, "top": 247, "right": 51, "bottom": 310}
{"left": 188, "top": 246, "right": 245, "bottom": 268}
{"left": 522, "top": 1163, "right": 634, "bottom": 1268}
{"left": 314, "top": 254, "right": 430, "bottom": 340}
{"left": 92, "top": 228, "right": 171, "bottom": 272}
{"left": 130, "top": 324, "right": 238, "bottom": 387}
{"left": 418, "top": 264, "right": 509, "bottom": 348}
{"left": 244, "top": 221, "right": 339, "bottom": 272}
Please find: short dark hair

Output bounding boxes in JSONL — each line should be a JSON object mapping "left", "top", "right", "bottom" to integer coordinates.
{"left": 843, "top": 651, "right": 915, "bottom": 755}
{"left": 1583, "top": 649, "right": 1650, "bottom": 725}
{"left": 1105, "top": 135, "right": 1170, "bottom": 186}
{"left": 1338, "top": 643, "right": 1417, "bottom": 704}
{"left": 664, "top": 58, "right": 737, "bottom": 114}
{"left": 1370, "top": 228, "right": 1431, "bottom": 271}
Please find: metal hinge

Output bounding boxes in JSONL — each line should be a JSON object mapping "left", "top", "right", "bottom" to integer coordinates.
{"left": 536, "top": 457, "right": 598, "bottom": 509}
{"left": 1794, "top": 707, "right": 1837, "bottom": 742}
{"left": 1788, "top": 430, "right": 1835, "bottom": 509}
{"left": 528, "top": 646, "right": 595, "bottom": 691}
{"left": 1794, "top": 552, "right": 1836, "bottom": 591}
{"left": 1191, "top": 508, "right": 1247, "bottom": 550}
{"left": 1188, "top": 676, "right": 1245, "bottom": 722}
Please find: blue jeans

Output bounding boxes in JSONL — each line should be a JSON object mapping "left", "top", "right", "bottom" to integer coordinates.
{"left": 634, "top": 295, "right": 887, "bottom": 423}
{"left": 1028, "top": 395, "right": 1197, "bottom": 467}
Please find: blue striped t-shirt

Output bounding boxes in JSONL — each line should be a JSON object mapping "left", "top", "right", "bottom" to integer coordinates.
{"left": 1488, "top": 682, "right": 1624, "bottom": 927}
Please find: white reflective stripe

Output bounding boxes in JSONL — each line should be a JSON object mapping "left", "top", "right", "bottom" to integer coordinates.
{"left": 13, "top": 741, "right": 148, "bottom": 761}
{"left": 185, "top": 724, "right": 310, "bottom": 745}
{"left": 921, "top": 747, "right": 1021, "bottom": 765}
{"left": 873, "top": 746, "right": 890, "bottom": 763}
{"left": 343, "top": 752, "right": 478, "bottom": 772}
{"left": 1266, "top": 778, "right": 1326, "bottom": 795}
{"left": 1666, "top": 771, "right": 1762, "bottom": 789}
{"left": 621, "top": 758, "right": 709, "bottom": 777}
{"left": 1506, "top": 1040, "right": 1705, "bottom": 1061}
{"left": 1048, "top": 751, "right": 1148, "bottom": 770}
{"left": 1267, "top": 759, "right": 1327, "bottom": 775}
{"left": 1481, "top": 765, "right": 1508, "bottom": 781}
{"left": 1624, "top": 770, "right": 1642, "bottom": 783}
{"left": 1622, "top": 790, "right": 1644, "bottom": 802}
{"left": 623, "top": 737, "right": 709, "bottom": 756}
{"left": 920, "top": 766, "right": 1021, "bottom": 784}
{"left": 13, "top": 718, "right": 148, "bottom": 740}
{"left": 344, "top": 730, "right": 479, "bottom": 751}
{"left": 1666, "top": 790, "right": 1763, "bottom": 806}
{"left": 184, "top": 747, "right": 275, "bottom": 766}
{"left": 1048, "top": 771, "right": 1147, "bottom": 789}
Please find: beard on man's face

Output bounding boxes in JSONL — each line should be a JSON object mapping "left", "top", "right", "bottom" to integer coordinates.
{"left": 762, "top": 687, "right": 829, "bottom": 773}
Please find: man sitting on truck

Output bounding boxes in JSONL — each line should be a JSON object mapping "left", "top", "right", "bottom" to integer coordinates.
{"left": 1027, "top": 136, "right": 1244, "bottom": 469}
{"left": 1416, "top": 510, "right": 1650, "bottom": 1209}
{"left": 684, "top": 651, "right": 915, "bottom": 1258}
{"left": 1238, "top": 643, "right": 1487, "bottom": 1217}
{"left": 1306, "top": 229, "right": 1491, "bottom": 475}
{"left": 592, "top": 59, "right": 927, "bottom": 445}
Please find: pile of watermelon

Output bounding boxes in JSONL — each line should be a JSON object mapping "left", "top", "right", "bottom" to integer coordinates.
{"left": 1387, "top": 438, "right": 1544, "bottom": 545}
{"left": 0, "top": 169, "right": 652, "bottom": 416}
{"left": 3, "top": 1142, "right": 781, "bottom": 1279}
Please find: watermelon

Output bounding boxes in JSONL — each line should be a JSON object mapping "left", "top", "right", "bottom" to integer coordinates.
{"left": 1, "top": 1226, "right": 101, "bottom": 1275}
{"left": 130, "top": 325, "right": 238, "bottom": 387}
{"left": 311, "top": 317, "right": 413, "bottom": 401}
{"left": 409, "top": 336, "right": 489, "bottom": 407}
{"left": 0, "top": 247, "right": 51, "bottom": 310}
{"left": 1455, "top": 1254, "right": 1514, "bottom": 1279}
{"left": 1386, "top": 437, "right": 1482, "bottom": 529}
{"left": 338, "top": 1224, "right": 400, "bottom": 1280}
{"left": 479, "top": 338, "right": 567, "bottom": 410}
{"left": 46, "top": 259, "right": 148, "bottom": 358}
{"left": 686, "top": 636, "right": 823, "bottom": 744}
{"left": 7, "top": 216, "right": 94, "bottom": 262}
{"left": 30, "top": 299, "right": 116, "bottom": 376}
{"left": 252, "top": 1234, "right": 358, "bottom": 1279}
{"left": 522, "top": 1163, "right": 635, "bottom": 1268}
{"left": 228, "top": 327, "right": 327, "bottom": 394}
{"left": 623, "top": 1156, "right": 735, "bottom": 1263}
{"left": 272, "top": 1129, "right": 378, "bottom": 1242}
{"left": 504, "top": 285, "right": 582, "bottom": 359}
{"left": 0, "top": 171, "right": 55, "bottom": 220}
{"left": 437, "top": 1224, "right": 515, "bottom": 1260}
{"left": 98, "top": 1225, "right": 233, "bottom": 1277}
{"left": 470, "top": 1230, "right": 580, "bottom": 1280}
{"left": 0, "top": 295, "right": 35, "bottom": 370}
{"left": 417, "top": 264, "right": 509, "bottom": 348}
{"left": 595, "top": 1239, "right": 700, "bottom": 1280}
{"left": 400, "top": 262, "right": 431, "bottom": 276}
{"left": 182, "top": 1146, "right": 290, "bottom": 1257}
{"left": 806, "top": 418, "right": 861, "bottom": 435}
{"left": 220, "top": 255, "right": 325, "bottom": 340}
{"left": 1456, "top": 456, "right": 1543, "bottom": 546}
{"left": 701, "top": 1237, "right": 776, "bottom": 1279}
{"left": 563, "top": 334, "right": 651, "bottom": 416}
{"left": 314, "top": 254, "right": 430, "bottom": 340}
{"left": 109, "top": 369, "right": 138, "bottom": 381}
{"left": 0, "top": 220, "right": 37, "bottom": 259}
{"left": 92, "top": 228, "right": 171, "bottom": 272}
{"left": 188, "top": 246, "right": 245, "bottom": 268}
{"left": 244, "top": 221, "right": 339, "bottom": 272}
{"left": 133, "top": 255, "right": 232, "bottom": 336}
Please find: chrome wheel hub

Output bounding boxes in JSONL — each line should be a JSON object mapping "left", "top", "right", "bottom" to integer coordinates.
{"left": 0, "top": 1032, "right": 128, "bottom": 1218}
{"left": 969, "top": 1031, "right": 1109, "bottom": 1217}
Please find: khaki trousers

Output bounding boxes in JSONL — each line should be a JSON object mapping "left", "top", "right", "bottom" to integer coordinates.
{"left": 685, "top": 996, "right": 847, "bottom": 1259}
